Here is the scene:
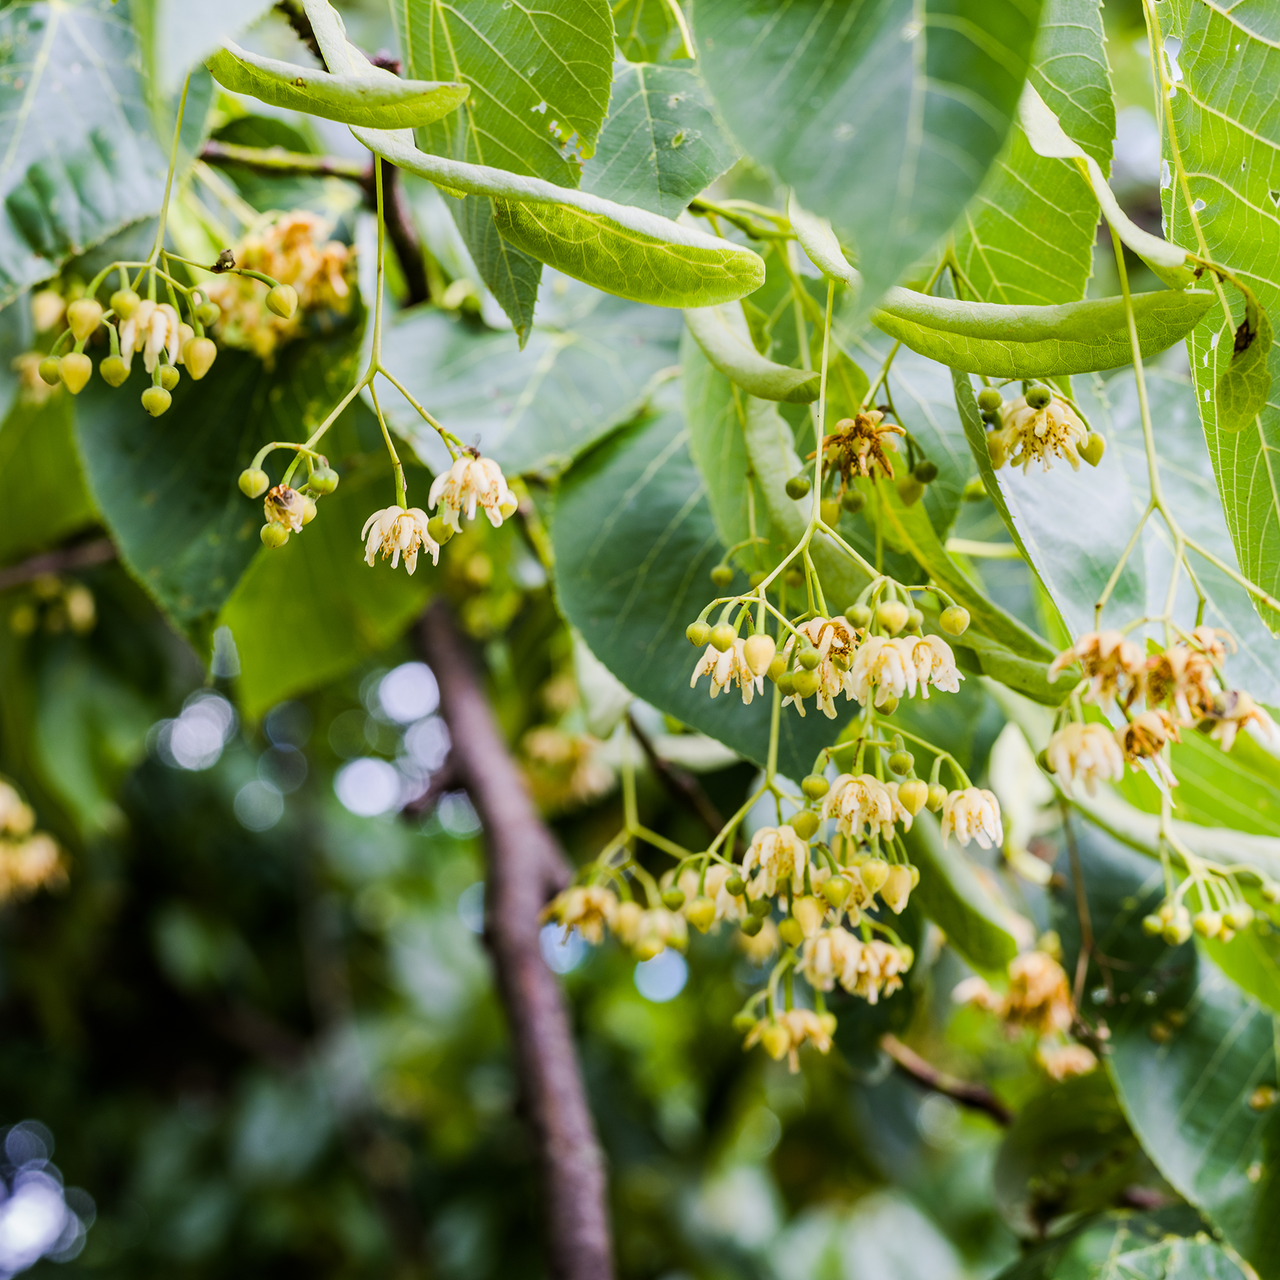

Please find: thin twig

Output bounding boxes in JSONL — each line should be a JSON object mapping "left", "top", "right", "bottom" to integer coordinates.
{"left": 0, "top": 538, "right": 116, "bottom": 593}
{"left": 199, "top": 140, "right": 367, "bottom": 182}
{"left": 1060, "top": 801, "right": 1108, "bottom": 1009}
{"left": 880, "top": 1033, "right": 1013, "bottom": 1126}
{"left": 415, "top": 600, "right": 612, "bottom": 1280}
{"left": 626, "top": 713, "right": 726, "bottom": 838}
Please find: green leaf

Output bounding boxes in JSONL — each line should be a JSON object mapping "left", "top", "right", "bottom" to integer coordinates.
{"left": 205, "top": 42, "right": 469, "bottom": 130}
{"left": 376, "top": 287, "right": 682, "bottom": 477}
{"left": 551, "top": 399, "right": 850, "bottom": 780}
{"left": 73, "top": 328, "right": 363, "bottom": 650}
{"left": 611, "top": 0, "right": 693, "bottom": 61}
{"left": 0, "top": 392, "right": 96, "bottom": 563}
{"left": 953, "top": 370, "right": 1146, "bottom": 638}
{"left": 901, "top": 810, "right": 1017, "bottom": 973}
{"left": 1054, "top": 823, "right": 1280, "bottom": 1279}
{"left": 694, "top": 0, "right": 1043, "bottom": 315}
{"left": 218, "top": 454, "right": 434, "bottom": 720}
{"left": 580, "top": 61, "right": 738, "bottom": 220}
{"left": 387, "top": 0, "right": 615, "bottom": 335}
{"left": 683, "top": 305, "right": 820, "bottom": 403}
{"left": 133, "top": 0, "right": 273, "bottom": 94}
{"left": 1215, "top": 305, "right": 1274, "bottom": 436}
{"left": 0, "top": 1, "right": 171, "bottom": 309}
{"left": 871, "top": 287, "right": 1216, "bottom": 378}
{"left": 952, "top": 0, "right": 1111, "bottom": 306}
{"left": 1158, "top": 3, "right": 1280, "bottom": 632}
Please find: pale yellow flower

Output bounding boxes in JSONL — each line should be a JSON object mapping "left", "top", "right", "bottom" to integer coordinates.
{"left": 361, "top": 506, "right": 439, "bottom": 575}
{"left": 690, "top": 638, "right": 763, "bottom": 705}
{"left": 1036, "top": 1040, "right": 1097, "bottom": 1081}
{"left": 1049, "top": 630, "right": 1146, "bottom": 707}
{"left": 847, "top": 634, "right": 961, "bottom": 707}
{"left": 1046, "top": 723, "right": 1124, "bottom": 796}
{"left": 546, "top": 885, "right": 619, "bottom": 945}
{"left": 996, "top": 393, "right": 1088, "bottom": 472}
{"left": 940, "top": 787, "right": 1004, "bottom": 849}
{"left": 823, "top": 773, "right": 898, "bottom": 842}
{"left": 120, "top": 299, "right": 181, "bottom": 373}
{"left": 741, "top": 825, "right": 809, "bottom": 898}
{"left": 429, "top": 454, "right": 518, "bottom": 532}
{"left": 1208, "top": 690, "right": 1275, "bottom": 753}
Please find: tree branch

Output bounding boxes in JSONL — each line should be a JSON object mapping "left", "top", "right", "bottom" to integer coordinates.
{"left": 626, "top": 712, "right": 726, "bottom": 837}
{"left": 880, "top": 1033, "right": 1013, "bottom": 1127}
{"left": 415, "top": 599, "right": 612, "bottom": 1280}
{"left": 0, "top": 538, "right": 116, "bottom": 593}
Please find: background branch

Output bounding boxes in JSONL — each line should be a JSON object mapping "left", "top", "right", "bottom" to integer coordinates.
{"left": 415, "top": 599, "right": 611, "bottom": 1280}
{"left": 0, "top": 538, "right": 116, "bottom": 593}
{"left": 880, "top": 1033, "right": 1013, "bottom": 1126}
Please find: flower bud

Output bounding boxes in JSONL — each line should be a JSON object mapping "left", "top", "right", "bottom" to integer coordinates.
{"left": 801, "top": 774, "right": 829, "bottom": 800}
{"left": 1193, "top": 910, "right": 1222, "bottom": 939}
{"left": 898, "top": 779, "right": 928, "bottom": 815}
{"left": 260, "top": 521, "right": 289, "bottom": 548}
{"left": 686, "top": 621, "right": 711, "bottom": 647}
{"left": 426, "top": 515, "right": 454, "bottom": 545}
{"left": 896, "top": 475, "right": 925, "bottom": 506}
{"left": 777, "top": 917, "right": 803, "bottom": 947}
{"left": 742, "top": 633, "right": 776, "bottom": 677}
{"left": 818, "top": 1011, "right": 837, "bottom": 1037}
{"left": 977, "top": 387, "right": 1003, "bottom": 413}
{"left": 37, "top": 357, "right": 61, "bottom": 386}
{"left": 686, "top": 896, "right": 717, "bottom": 933}
{"left": 792, "top": 668, "right": 820, "bottom": 698}
{"left": 882, "top": 864, "right": 912, "bottom": 913}
{"left": 239, "top": 468, "right": 269, "bottom": 498}
{"left": 798, "top": 646, "right": 820, "bottom": 671}
{"left": 785, "top": 474, "right": 811, "bottom": 500}
{"left": 159, "top": 365, "right": 180, "bottom": 391}
{"left": 1225, "top": 902, "right": 1254, "bottom": 930}
{"left": 1080, "top": 432, "right": 1106, "bottom": 467}
{"left": 842, "top": 488, "right": 865, "bottom": 514}
{"left": 888, "top": 749, "right": 913, "bottom": 775}
{"left": 1142, "top": 913, "right": 1164, "bottom": 936}
{"left": 732, "top": 1010, "right": 757, "bottom": 1034}
{"left": 876, "top": 600, "right": 909, "bottom": 635}
{"left": 726, "top": 875, "right": 746, "bottom": 897}
{"left": 99, "top": 355, "right": 129, "bottom": 387}
{"left": 820, "top": 498, "right": 841, "bottom": 526}
{"left": 776, "top": 671, "right": 796, "bottom": 696}
{"left": 926, "top": 783, "right": 947, "bottom": 811}
{"left": 197, "top": 301, "right": 221, "bottom": 327}
{"left": 300, "top": 495, "right": 318, "bottom": 526}
{"left": 792, "top": 895, "right": 825, "bottom": 937}
{"left": 748, "top": 896, "right": 772, "bottom": 918}
{"left": 821, "top": 875, "right": 852, "bottom": 908}
{"left": 740, "top": 915, "right": 763, "bottom": 936}
{"left": 662, "top": 888, "right": 686, "bottom": 910}
{"left": 987, "top": 431, "right": 1008, "bottom": 469}
{"left": 847, "top": 604, "right": 872, "bottom": 628}
{"left": 58, "top": 353, "right": 92, "bottom": 395}
{"left": 141, "top": 384, "right": 170, "bottom": 416}
{"left": 879, "top": 693, "right": 899, "bottom": 714}
{"left": 710, "top": 564, "right": 734, "bottom": 587}
{"left": 266, "top": 283, "right": 298, "bottom": 318}
{"left": 913, "top": 460, "right": 939, "bottom": 484}
{"left": 860, "top": 858, "right": 889, "bottom": 893}
{"left": 1265, "top": 881, "right": 1280, "bottom": 904}
{"left": 110, "top": 288, "right": 141, "bottom": 320}
{"left": 1025, "top": 384, "right": 1052, "bottom": 409}
{"left": 710, "top": 623, "right": 737, "bottom": 652}
{"left": 181, "top": 336, "right": 217, "bottom": 380}
{"left": 67, "top": 298, "right": 104, "bottom": 342}
{"left": 761, "top": 1023, "right": 791, "bottom": 1060}
{"left": 633, "top": 937, "right": 663, "bottom": 961}
{"left": 791, "top": 810, "right": 820, "bottom": 840}
{"left": 765, "top": 655, "right": 787, "bottom": 684}
{"left": 906, "top": 608, "right": 924, "bottom": 631}
{"left": 309, "top": 465, "right": 339, "bottom": 496}
{"left": 940, "top": 605, "right": 970, "bottom": 636}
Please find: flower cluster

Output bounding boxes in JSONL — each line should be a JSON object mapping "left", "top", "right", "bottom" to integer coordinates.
{"left": 1045, "top": 626, "right": 1273, "bottom": 793}
{"left": 543, "top": 884, "right": 690, "bottom": 961}
{"left": 521, "top": 727, "right": 613, "bottom": 814}
{"left": 743, "top": 1008, "right": 836, "bottom": 1072}
{"left": 822, "top": 411, "right": 906, "bottom": 481}
{"left": 8, "top": 574, "right": 95, "bottom": 639}
{"left": 0, "top": 780, "right": 65, "bottom": 904}
{"left": 206, "top": 211, "right": 354, "bottom": 361}
{"left": 798, "top": 928, "right": 913, "bottom": 1005}
{"left": 989, "top": 390, "right": 1090, "bottom": 472}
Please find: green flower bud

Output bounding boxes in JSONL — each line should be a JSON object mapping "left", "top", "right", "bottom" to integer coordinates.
{"left": 791, "top": 809, "right": 820, "bottom": 840}
{"left": 784, "top": 474, "right": 811, "bottom": 500}
{"left": 906, "top": 608, "right": 924, "bottom": 631}
{"left": 686, "top": 621, "right": 711, "bottom": 646}
{"left": 426, "top": 515, "right": 454, "bottom": 545}
{"left": 37, "top": 357, "right": 61, "bottom": 387}
{"left": 819, "top": 498, "right": 841, "bottom": 526}
{"left": 896, "top": 475, "right": 925, "bottom": 506}
{"left": 732, "top": 1010, "right": 758, "bottom": 1033}
{"left": 309, "top": 465, "right": 339, "bottom": 496}
{"left": 798, "top": 646, "right": 820, "bottom": 671}
{"left": 141, "top": 385, "right": 171, "bottom": 416}
{"left": 710, "top": 564, "right": 734, "bottom": 587}
{"left": 300, "top": 495, "right": 318, "bottom": 526}
{"left": 841, "top": 488, "right": 865, "bottom": 514}
{"left": 940, "top": 605, "right": 970, "bottom": 636}
{"left": 1025, "top": 384, "right": 1052, "bottom": 409}
{"left": 260, "top": 521, "right": 289, "bottom": 549}
{"left": 662, "top": 888, "right": 686, "bottom": 911}
{"left": 879, "top": 693, "right": 899, "bottom": 714}
{"left": 898, "top": 779, "right": 928, "bottom": 815}
{"left": 792, "top": 668, "right": 820, "bottom": 698}
{"left": 912, "top": 459, "right": 938, "bottom": 484}
{"left": 748, "top": 896, "right": 772, "bottom": 918}
{"left": 1141, "top": 913, "right": 1164, "bottom": 936}
{"left": 847, "top": 604, "right": 872, "bottom": 628}
{"left": 748, "top": 570, "right": 768, "bottom": 588}
{"left": 710, "top": 623, "right": 737, "bottom": 652}
{"left": 888, "top": 749, "right": 914, "bottom": 775}
{"left": 926, "top": 783, "right": 947, "bottom": 811}
{"left": 158, "top": 365, "right": 180, "bottom": 391}
{"left": 876, "top": 600, "right": 909, "bottom": 635}
{"left": 59, "top": 353, "right": 92, "bottom": 395}
{"left": 1193, "top": 910, "right": 1223, "bottom": 939}
{"left": 977, "top": 387, "right": 1003, "bottom": 413}
{"left": 181, "top": 336, "right": 217, "bottom": 381}
{"left": 761, "top": 1022, "right": 791, "bottom": 1059}
{"left": 776, "top": 671, "right": 796, "bottom": 696}
{"left": 266, "top": 283, "right": 298, "bottom": 319}
{"left": 801, "top": 774, "right": 829, "bottom": 800}
{"left": 743, "top": 634, "right": 776, "bottom": 676}
{"left": 740, "top": 916, "right": 763, "bottom": 937}
{"left": 777, "top": 918, "right": 803, "bottom": 947}
{"left": 822, "top": 875, "right": 851, "bottom": 908}
{"left": 110, "top": 288, "right": 141, "bottom": 320}
{"left": 1225, "top": 902, "right": 1254, "bottom": 930}
{"left": 197, "top": 301, "right": 221, "bottom": 327}
{"left": 99, "top": 355, "right": 129, "bottom": 387}
{"left": 784, "top": 568, "right": 804, "bottom": 589}
{"left": 860, "top": 858, "right": 889, "bottom": 893}
{"left": 239, "top": 468, "right": 269, "bottom": 498}
{"left": 725, "top": 875, "right": 746, "bottom": 897}
{"left": 1080, "top": 432, "right": 1106, "bottom": 467}
{"left": 766, "top": 654, "right": 787, "bottom": 684}
{"left": 686, "top": 896, "right": 717, "bottom": 933}
{"left": 67, "top": 298, "right": 104, "bottom": 342}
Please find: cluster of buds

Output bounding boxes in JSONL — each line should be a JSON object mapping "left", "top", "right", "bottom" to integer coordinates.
{"left": 238, "top": 455, "right": 339, "bottom": 551}
{"left": 1142, "top": 884, "right": 1260, "bottom": 946}
{"left": 687, "top": 587, "right": 970, "bottom": 722}
{"left": 204, "top": 211, "right": 354, "bottom": 362}
{"left": 8, "top": 574, "right": 95, "bottom": 638}
{"left": 739, "top": 1008, "right": 836, "bottom": 1073}
{"left": 1044, "top": 627, "right": 1273, "bottom": 795}
{"left": 798, "top": 929, "right": 914, "bottom": 1005}
{"left": 542, "top": 884, "right": 689, "bottom": 961}
{"left": 358, "top": 453, "right": 517, "bottom": 576}
{"left": 0, "top": 780, "right": 65, "bottom": 903}
{"left": 954, "top": 946, "right": 1096, "bottom": 1081}
{"left": 978, "top": 384, "right": 1105, "bottom": 473}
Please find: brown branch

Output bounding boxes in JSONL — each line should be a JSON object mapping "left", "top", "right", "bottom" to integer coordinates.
{"left": 415, "top": 599, "right": 612, "bottom": 1280}
{"left": 199, "top": 140, "right": 367, "bottom": 182}
{"left": 880, "top": 1033, "right": 1013, "bottom": 1127}
{"left": 626, "top": 713, "right": 726, "bottom": 837}
{"left": 0, "top": 538, "right": 116, "bottom": 593}
{"left": 399, "top": 755, "right": 458, "bottom": 818}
